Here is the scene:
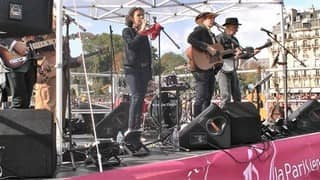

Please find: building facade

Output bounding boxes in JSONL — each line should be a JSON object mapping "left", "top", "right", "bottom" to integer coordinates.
{"left": 271, "top": 7, "right": 320, "bottom": 94}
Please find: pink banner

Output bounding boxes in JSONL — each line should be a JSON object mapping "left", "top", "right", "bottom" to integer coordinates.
{"left": 71, "top": 132, "right": 320, "bottom": 180}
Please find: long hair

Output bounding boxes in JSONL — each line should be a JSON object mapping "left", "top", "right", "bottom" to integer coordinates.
{"left": 125, "top": 7, "right": 144, "bottom": 27}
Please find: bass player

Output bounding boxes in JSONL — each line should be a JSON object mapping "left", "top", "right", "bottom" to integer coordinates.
{"left": 0, "top": 37, "right": 37, "bottom": 108}
{"left": 216, "top": 17, "right": 260, "bottom": 107}
{"left": 187, "top": 12, "right": 222, "bottom": 118}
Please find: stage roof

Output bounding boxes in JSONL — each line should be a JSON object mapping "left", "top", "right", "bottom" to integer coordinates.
{"left": 63, "top": 0, "right": 283, "bottom": 24}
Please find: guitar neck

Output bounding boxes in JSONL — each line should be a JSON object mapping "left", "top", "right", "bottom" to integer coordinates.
{"left": 29, "top": 39, "right": 56, "bottom": 51}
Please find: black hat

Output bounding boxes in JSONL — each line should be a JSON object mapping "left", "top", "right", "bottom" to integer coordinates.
{"left": 195, "top": 12, "right": 219, "bottom": 24}
{"left": 222, "top": 17, "right": 242, "bottom": 26}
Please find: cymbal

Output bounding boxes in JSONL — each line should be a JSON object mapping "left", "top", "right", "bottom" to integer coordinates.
{"left": 174, "top": 64, "right": 189, "bottom": 70}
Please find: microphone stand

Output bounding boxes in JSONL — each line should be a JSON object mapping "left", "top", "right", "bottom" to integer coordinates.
{"left": 264, "top": 32, "right": 306, "bottom": 125}
{"left": 109, "top": 25, "right": 115, "bottom": 110}
{"left": 63, "top": 14, "right": 77, "bottom": 170}
{"left": 64, "top": 13, "right": 86, "bottom": 32}
{"left": 146, "top": 17, "right": 181, "bottom": 149}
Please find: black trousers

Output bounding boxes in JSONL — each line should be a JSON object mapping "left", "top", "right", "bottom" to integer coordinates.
{"left": 125, "top": 67, "right": 152, "bottom": 130}
{"left": 6, "top": 64, "right": 36, "bottom": 108}
{"left": 192, "top": 70, "right": 215, "bottom": 117}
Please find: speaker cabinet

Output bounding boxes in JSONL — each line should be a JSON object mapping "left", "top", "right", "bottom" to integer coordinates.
{"left": 288, "top": 100, "right": 320, "bottom": 132}
{"left": 179, "top": 103, "right": 231, "bottom": 150}
{"left": 222, "top": 102, "right": 261, "bottom": 145}
{"left": 96, "top": 102, "right": 129, "bottom": 139}
{"left": 0, "top": 0, "right": 53, "bottom": 37}
{"left": 0, "top": 109, "right": 56, "bottom": 178}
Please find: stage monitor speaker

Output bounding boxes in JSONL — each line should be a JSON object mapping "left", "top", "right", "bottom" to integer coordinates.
{"left": 0, "top": 0, "right": 53, "bottom": 37}
{"left": 179, "top": 103, "right": 231, "bottom": 150}
{"left": 96, "top": 102, "right": 130, "bottom": 139}
{"left": 222, "top": 102, "right": 261, "bottom": 145}
{"left": 288, "top": 99, "right": 320, "bottom": 133}
{"left": 0, "top": 109, "right": 56, "bottom": 178}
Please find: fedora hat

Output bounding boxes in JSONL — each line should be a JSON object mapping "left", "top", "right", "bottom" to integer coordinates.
{"left": 222, "top": 17, "right": 242, "bottom": 26}
{"left": 195, "top": 12, "right": 218, "bottom": 24}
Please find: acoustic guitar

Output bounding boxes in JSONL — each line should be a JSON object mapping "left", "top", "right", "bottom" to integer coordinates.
{"left": 185, "top": 43, "right": 228, "bottom": 71}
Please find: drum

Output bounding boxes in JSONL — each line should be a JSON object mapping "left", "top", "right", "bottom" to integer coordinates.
{"left": 164, "top": 75, "right": 178, "bottom": 86}
{"left": 149, "top": 92, "right": 181, "bottom": 128}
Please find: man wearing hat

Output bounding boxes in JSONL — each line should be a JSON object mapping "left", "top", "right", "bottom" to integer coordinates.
{"left": 187, "top": 12, "right": 221, "bottom": 117}
{"left": 216, "top": 17, "right": 260, "bottom": 107}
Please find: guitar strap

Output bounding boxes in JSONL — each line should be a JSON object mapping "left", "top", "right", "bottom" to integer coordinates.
{"left": 208, "top": 30, "right": 217, "bottom": 44}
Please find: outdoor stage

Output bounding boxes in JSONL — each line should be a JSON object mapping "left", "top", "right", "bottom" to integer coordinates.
{"left": 52, "top": 132, "right": 320, "bottom": 180}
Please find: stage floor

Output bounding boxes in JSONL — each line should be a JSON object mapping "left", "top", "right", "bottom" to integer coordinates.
{"left": 54, "top": 147, "right": 214, "bottom": 179}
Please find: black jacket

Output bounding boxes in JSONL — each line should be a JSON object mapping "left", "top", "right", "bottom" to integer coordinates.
{"left": 216, "top": 32, "right": 240, "bottom": 59}
{"left": 187, "top": 25, "right": 216, "bottom": 52}
{"left": 122, "top": 27, "right": 151, "bottom": 68}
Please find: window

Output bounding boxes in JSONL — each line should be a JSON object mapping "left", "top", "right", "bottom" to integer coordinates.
{"left": 303, "top": 40, "right": 308, "bottom": 47}
{"left": 293, "top": 41, "right": 297, "bottom": 48}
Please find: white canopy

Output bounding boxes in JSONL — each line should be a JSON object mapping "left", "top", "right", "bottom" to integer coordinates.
{"left": 63, "top": 0, "right": 283, "bottom": 24}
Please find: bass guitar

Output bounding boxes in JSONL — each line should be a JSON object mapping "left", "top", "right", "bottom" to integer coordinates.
{"left": 221, "top": 40, "right": 272, "bottom": 72}
{"left": 0, "top": 34, "right": 79, "bottom": 69}
{"left": 0, "top": 39, "right": 57, "bottom": 69}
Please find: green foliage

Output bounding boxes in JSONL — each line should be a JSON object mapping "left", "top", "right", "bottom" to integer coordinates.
{"left": 153, "top": 52, "right": 187, "bottom": 75}
{"left": 74, "top": 33, "right": 187, "bottom": 94}
{"left": 73, "top": 32, "right": 124, "bottom": 95}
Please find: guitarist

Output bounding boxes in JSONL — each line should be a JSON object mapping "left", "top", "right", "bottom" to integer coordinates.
{"left": 187, "top": 12, "right": 221, "bottom": 117}
{"left": 0, "top": 37, "right": 37, "bottom": 108}
{"left": 34, "top": 15, "right": 81, "bottom": 123}
{"left": 216, "top": 17, "right": 260, "bottom": 107}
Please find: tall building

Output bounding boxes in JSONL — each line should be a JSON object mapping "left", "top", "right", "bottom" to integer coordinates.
{"left": 271, "top": 6, "right": 320, "bottom": 94}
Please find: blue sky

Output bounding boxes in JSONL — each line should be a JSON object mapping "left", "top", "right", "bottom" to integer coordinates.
{"left": 68, "top": 0, "right": 320, "bottom": 58}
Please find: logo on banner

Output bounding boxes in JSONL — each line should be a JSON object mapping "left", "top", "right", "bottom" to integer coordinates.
{"left": 243, "top": 147, "right": 261, "bottom": 180}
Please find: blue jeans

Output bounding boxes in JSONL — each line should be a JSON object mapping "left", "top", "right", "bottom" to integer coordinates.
{"left": 192, "top": 70, "right": 215, "bottom": 117}
{"left": 125, "top": 67, "right": 152, "bottom": 130}
{"left": 217, "top": 70, "right": 241, "bottom": 107}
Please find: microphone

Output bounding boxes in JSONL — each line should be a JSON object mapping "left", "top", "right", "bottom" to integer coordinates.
{"left": 260, "top": 28, "right": 274, "bottom": 35}
{"left": 64, "top": 14, "right": 86, "bottom": 32}
{"left": 214, "top": 22, "right": 225, "bottom": 32}
{"left": 271, "top": 51, "right": 280, "bottom": 68}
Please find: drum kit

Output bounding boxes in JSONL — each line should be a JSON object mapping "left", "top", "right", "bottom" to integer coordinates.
{"left": 142, "top": 65, "right": 195, "bottom": 135}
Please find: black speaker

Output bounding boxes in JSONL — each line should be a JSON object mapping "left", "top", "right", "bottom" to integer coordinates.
{"left": 96, "top": 102, "right": 130, "bottom": 139}
{"left": 179, "top": 103, "right": 231, "bottom": 150}
{"left": 0, "top": 0, "right": 53, "bottom": 37}
{"left": 0, "top": 109, "right": 56, "bottom": 178}
{"left": 288, "top": 100, "right": 320, "bottom": 132}
{"left": 222, "top": 102, "right": 261, "bottom": 145}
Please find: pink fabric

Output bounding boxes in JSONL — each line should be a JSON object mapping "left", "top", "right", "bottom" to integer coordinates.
{"left": 71, "top": 132, "right": 320, "bottom": 180}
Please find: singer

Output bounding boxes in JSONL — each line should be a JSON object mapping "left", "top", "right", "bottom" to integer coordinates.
{"left": 216, "top": 17, "right": 261, "bottom": 107}
{"left": 187, "top": 12, "right": 220, "bottom": 117}
{"left": 122, "top": 7, "right": 152, "bottom": 152}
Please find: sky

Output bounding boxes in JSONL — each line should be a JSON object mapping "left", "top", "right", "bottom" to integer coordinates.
{"left": 68, "top": 0, "right": 320, "bottom": 59}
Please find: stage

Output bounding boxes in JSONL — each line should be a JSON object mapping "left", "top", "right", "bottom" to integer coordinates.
{"left": 49, "top": 132, "right": 320, "bottom": 180}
